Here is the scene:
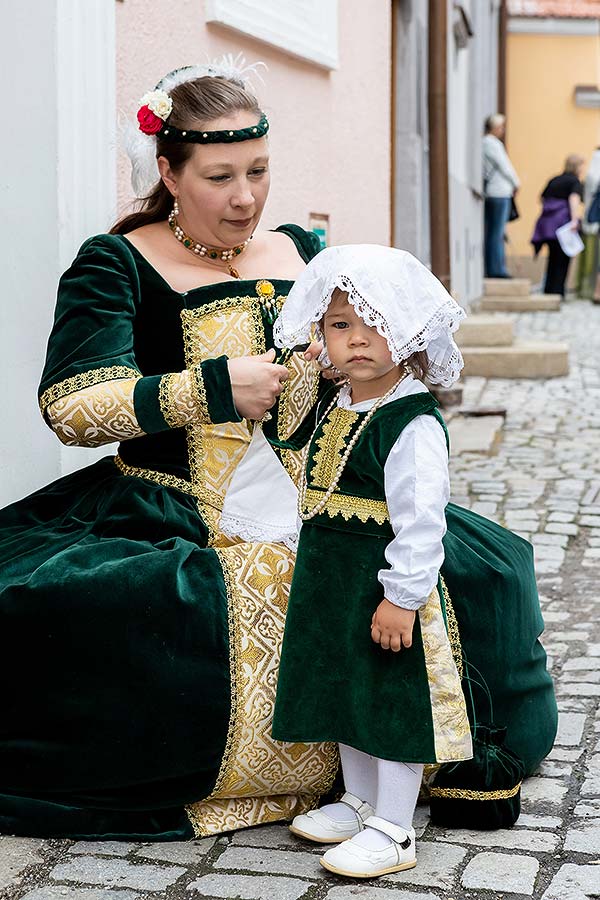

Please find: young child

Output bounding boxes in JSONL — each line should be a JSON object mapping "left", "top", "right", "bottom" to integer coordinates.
{"left": 271, "top": 245, "right": 473, "bottom": 879}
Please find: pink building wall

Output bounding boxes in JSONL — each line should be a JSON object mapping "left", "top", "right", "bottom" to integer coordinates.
{"left": 115, "top": 0, "right": 391, "bottom": 245}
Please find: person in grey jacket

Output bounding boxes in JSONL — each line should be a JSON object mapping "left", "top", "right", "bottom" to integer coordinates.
{"left": 483, "top": 114, "right": 520, "bottom": 278}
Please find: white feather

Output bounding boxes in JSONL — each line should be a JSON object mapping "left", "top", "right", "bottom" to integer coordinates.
{"left": 120, "top": 113, "right": 160, "bottom": 199}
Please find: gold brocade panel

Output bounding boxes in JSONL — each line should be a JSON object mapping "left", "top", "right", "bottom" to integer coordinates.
{"left": 181, "top": 298, "right": 265, "bottom": 532}
{"left": 181, "top": 292, "right": 322, "bottom": 528}
{"left": 186, "top": 542, "right": 338, "bottom": 836}
{"left": 277, "top": 352, "right": 321, "bottom": 485}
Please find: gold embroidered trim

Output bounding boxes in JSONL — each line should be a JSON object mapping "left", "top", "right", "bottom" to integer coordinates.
{"left": 302, "top": 488, "right": 390, "bottom": 524}
{"left": 440, "top": 576, "right": 463, "bottom": 679}
{"left": 180, "top": 295, "right": 267, "bottom": 545}
{"left": 39, "top": 366, "right": 141, "bottom": 413}
{"left": 114, "top": 454, "right": 195, "bottom": 495}
{"left": 157, "top": 373, "right": 185, "bottom": 429}
{"left": 191, "top": 364, "right": 211, "bottom": 424}
{"left": 419, "top": 587, "right": 472, "bottom": 762}
{"left": 189, "top": 547, "right": 243, "bottom": 819}
{"left": 310, "top": 408, "right": 359, "bottom": 488}
{"left": 429, "top": 783, "right": 522, "bottom": 800}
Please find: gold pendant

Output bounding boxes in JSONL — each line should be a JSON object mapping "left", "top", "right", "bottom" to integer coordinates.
{"left": 229, "top": 265, "right": 240, "bottom": 278}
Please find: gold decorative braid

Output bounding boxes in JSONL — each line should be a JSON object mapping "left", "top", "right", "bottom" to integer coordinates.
{"left": 198, "top": 547, "right": 242, "bottom": 808}
{"left": 158, "top": 372, "right": 196, "bottom": 429}
{"left": 310, "top": 408, "right": 359, "bottom": 488}
{"left": 191, "top": 364, "right": 211, "bottom": 424}
{"left": 440, "top": 576, "right": 463, "bottom": 679}
{"left": 39, "top": 366, "right": 141, "bottom": 414}
{"left": 429, "top": 783, "right": 522, "bottom": 801}
{"left": 302, "top": 488, "right": 390, "bottom": 525}
{"left": 114, "top": 454, "right": 195, "bottom": 496}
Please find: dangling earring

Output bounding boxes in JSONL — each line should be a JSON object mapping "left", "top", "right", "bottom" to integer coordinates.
{"left": 173, "top": 197, "right": 180, "bottom": 216}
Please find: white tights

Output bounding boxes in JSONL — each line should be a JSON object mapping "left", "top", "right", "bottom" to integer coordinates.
{"left": 319, "top": 744, "right": 423, "bottom": 850}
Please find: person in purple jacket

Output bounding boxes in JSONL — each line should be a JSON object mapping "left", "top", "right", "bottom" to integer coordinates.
{"left": 531, "top": 154, "right": 585, "bottom": 298}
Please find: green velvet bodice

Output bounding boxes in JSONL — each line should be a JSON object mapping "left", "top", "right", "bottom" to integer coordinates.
{"left": 300, "top": 391, "right": 444, "bottom": 538}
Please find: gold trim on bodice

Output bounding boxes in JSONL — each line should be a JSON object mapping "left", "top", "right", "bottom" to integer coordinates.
{"left": 301, "top": 488, "right": 390, "bottom": 524}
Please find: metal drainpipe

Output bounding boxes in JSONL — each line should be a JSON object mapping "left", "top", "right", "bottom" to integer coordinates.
{"left": 427, "top": 0, "right": 451, "bottom": 291}
{"left": 498, "top": 0, "right": 508, "bottom": 118}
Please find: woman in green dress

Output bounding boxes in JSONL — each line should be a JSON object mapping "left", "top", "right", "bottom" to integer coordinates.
{"left": 0, "top": 61, "right": 337, "bottom": 840}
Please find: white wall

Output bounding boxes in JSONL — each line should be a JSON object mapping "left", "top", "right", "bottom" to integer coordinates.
{"left": 392, "top": 0, "right": 431, "bottom": 263}
{"left": 448, "top": 0, "right": 499, "bottom": 305}
{"left": 0, "top": 1, "right": 116, "bottom": 506}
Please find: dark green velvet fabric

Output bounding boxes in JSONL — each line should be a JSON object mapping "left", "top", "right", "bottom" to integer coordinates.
{"left": 441, "top": 504, "right": 557, "bottom": 775}
{"left": 272, "top": 522, "right": 439, "bottom": 761}
{"left": 429, "top": 725, "right": 525, "bottom": 830}
{"left": 272, "top": 395, "right": 446, "bottom": 762}
{"left": 0, "top": 459, "right": 229, "bottom": 837}
{"left": 1, "top": 224, "right": 324, "bottom": 840}
{"left": 133, "top": 374, "right": 170, "bottom": 433}
{"left": 201, "top": 355, "right": 242, "bottom": 424}
{"left": 273, "top": 392, "right": 557, "bottom": 775}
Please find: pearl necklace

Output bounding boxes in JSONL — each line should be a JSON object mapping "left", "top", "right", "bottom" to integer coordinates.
{"left": 168, "top": 209, "right": 251, "bottom": 278}
{"left": 298, "top": 373, "right": 407, "bottom": 521}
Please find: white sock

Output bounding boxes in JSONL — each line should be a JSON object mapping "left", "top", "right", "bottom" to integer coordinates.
{"left": 339, "top": 743, "right": 378, "bottom": 809}
{"left": 351, "top": 759, "right": 424, "bottom": 851}
{"left": 316, "top": 801, "right": 358, "bottom": 825}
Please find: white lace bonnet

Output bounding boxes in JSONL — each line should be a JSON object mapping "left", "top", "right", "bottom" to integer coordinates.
{"left": 273, "top": 244, "right": 466, "bottom": 387}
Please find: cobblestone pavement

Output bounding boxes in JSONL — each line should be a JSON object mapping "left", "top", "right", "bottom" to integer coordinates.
{"left": 2, "top": 299, "right": 600, "bottom": 900}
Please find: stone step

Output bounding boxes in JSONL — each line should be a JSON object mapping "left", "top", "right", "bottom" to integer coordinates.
{"left": 484, "top": 277, "right": 531, "bottom": 296}
{"left": 456, "top": 315, "right": 515, "bottom": 347}
{"left": 479, "top": 294, "right": 561, "bottom": 312}
{"left": 461, "top": 341, "right": 569, "bottom": 378}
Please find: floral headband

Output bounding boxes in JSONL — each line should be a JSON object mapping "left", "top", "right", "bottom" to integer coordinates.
{"left": 124, "top": 55, "right": 268, "bottom": 197}
{"left": 136, "top": 88, "right": 269, "bottom": 143}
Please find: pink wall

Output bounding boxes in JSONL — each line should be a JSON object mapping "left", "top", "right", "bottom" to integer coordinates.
{"left": 116, "top": 0, "right": 391, "bottom": 245}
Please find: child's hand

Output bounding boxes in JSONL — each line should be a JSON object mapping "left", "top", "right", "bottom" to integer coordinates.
{"left": 371, "top": 599, "right": 415, "bottom": 652}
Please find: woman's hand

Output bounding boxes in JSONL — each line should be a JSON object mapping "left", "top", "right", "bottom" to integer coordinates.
{"left": 371, "top": 599, "right": 416, "bottom": 652}
{"left": 303, "top": 341, "right": 346, "bottom": 383}
{"left": 228, "top": 350, "right": 290, "bottom": 420}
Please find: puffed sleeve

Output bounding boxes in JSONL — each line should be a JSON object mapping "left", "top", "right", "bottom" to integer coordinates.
{"left": 378, "top": 414, "right": 450, "bottom": 609}
{"left": 38, "top": 235, "right": 240, "bottom": 441}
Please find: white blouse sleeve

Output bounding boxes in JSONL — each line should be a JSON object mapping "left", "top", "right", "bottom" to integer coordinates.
{"left": 378, "top": 415, "right": 450, "bottom": 610}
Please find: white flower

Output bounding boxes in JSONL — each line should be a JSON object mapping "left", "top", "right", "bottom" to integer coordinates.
{"left": 139, "top": 89, "right": 173, "bottom": 121}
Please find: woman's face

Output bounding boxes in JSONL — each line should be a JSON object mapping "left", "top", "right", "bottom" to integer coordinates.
{"left": 159, "top": 110, "right": 270, "bottom": 248}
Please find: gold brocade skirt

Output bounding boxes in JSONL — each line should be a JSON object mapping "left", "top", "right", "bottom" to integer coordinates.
{"left": 186, "top": 537, "right": 338, "bottom": 836}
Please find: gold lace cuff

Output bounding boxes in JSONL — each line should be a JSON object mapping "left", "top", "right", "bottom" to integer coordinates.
{"left": 190, "top": 363, "right": 211, "bottom": 424}
{"left": 158, "top": 371, "right": 198, "bottom": 429}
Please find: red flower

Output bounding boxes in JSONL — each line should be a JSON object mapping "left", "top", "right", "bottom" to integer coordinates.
{"left": 137, "top": 105, "right": 163, "bottom": 135}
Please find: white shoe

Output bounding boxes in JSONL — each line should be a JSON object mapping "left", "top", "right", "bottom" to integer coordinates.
{"left": 320, "top": 815, "right": 416, "bottom": 878}
{"left": 289, "top": 792, "right": 374, "bottom": 844}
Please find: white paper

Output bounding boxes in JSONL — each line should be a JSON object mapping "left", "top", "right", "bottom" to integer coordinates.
{"left": 556, "top": 222, "right": 584, "bottom": 258}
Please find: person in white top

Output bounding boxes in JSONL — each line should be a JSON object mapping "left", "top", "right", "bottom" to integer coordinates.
{"left": 483, "top": 113, "right": 520, "bottom": 278}
{"left": 270, "top": 245, "right": 472, "bottom": 880}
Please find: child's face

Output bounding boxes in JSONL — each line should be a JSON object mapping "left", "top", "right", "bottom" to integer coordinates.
{"left": 323, "top": 290, "right": 400, "bottom": 386}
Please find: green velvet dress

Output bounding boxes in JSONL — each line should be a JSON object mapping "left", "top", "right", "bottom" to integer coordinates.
{"left": 272, "top": 394, "right": 473, "bottom": 764}
{"left": 273, "top": 391, "right": 557, "bottom": 776}
{"left": 0, "top": 225, "right": 338, "bottom": 841}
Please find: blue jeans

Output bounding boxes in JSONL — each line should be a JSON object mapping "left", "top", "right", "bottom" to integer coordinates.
{"left": 484, "top": 196, "right": 511, "bottom": 277}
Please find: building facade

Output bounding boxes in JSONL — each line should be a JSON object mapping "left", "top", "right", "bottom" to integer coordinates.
{"left": 506, "top": 0, "right": 600, "bottom": 274}
{"left": 1, "top": 0, "right": 504, "bottom": 503}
